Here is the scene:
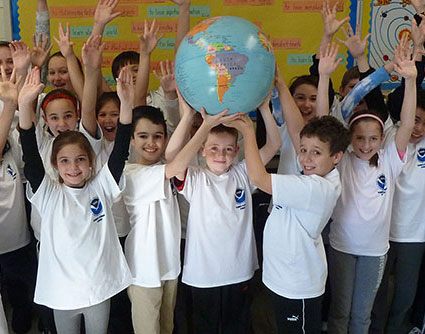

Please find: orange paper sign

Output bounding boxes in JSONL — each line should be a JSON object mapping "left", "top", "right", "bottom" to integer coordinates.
{"left": 51, "top": 6, "right": 138, "bottom": 18}
{"left": 132, "top": 20, "right": 179, "bottom": 34}
{"left": 223, "top": 0, "right": 274, "bottom": 5}
{"left": 271, "top": 38, "right": 302, "bottom": 49}
{"left": 282, "top": 1, "right": 343, "bottom": 12}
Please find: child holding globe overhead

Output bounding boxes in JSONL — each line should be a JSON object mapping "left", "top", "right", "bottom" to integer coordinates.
{"left": 164, "top": 77, "right": 281, "bottom": 333}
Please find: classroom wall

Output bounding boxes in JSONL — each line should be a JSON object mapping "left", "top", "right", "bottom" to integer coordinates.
{"left": 13, "top": 0, "right": 410, "bottom": 92}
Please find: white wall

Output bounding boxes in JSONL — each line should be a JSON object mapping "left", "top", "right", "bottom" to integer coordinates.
{"left": 0, "top": 0, "right": 12, "bottom": 41}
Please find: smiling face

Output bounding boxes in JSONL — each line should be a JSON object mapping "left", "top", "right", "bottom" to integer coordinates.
{"left": 299, "top": 135, "right": 342, "bottom": 177}
{"left": 43, "top": 98, "right": 78, "bottom": 137}
{"left": 48, "top": 56, "right": 73, "bottom": 91}
{"left": 0, "top": 46, "right": 13, "bottom": 80}
{"left": 410, "top": 108, "right": 425, "bottom": 144}
{"left": 97, "top": 100, "right": 120, "bottom": 141}
{"left": 201, "top": 131, "right": 239, "bottom": 176}
{"left": 131, "top": 118, "right": 166, "bottom": 165}
{"left": 55, "top": 143, "right": 91, "bottom": 187}
{"left": 350, "top": 119, "right": 384, "bottom": 161}
{"left": 293, "top": 84, "right": 317, "bottom": 123}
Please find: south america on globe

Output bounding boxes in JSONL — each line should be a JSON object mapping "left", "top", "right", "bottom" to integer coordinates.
{"left": 175, "top": 16, "right": 275, "bottom": 115}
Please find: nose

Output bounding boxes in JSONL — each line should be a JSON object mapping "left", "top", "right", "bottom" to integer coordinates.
{"left": 58, "top": 118, "right": 67, "bottom": 128}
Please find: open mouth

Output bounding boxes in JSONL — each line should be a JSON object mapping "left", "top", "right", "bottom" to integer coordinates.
{"left": 104, "top": 126, "right": 116, "bottom": 133}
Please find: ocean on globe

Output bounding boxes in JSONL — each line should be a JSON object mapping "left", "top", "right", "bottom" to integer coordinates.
{"left": 175, "top": 16, "right": 275, "bottom": 115}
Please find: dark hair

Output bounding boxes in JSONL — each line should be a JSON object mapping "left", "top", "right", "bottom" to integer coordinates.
{"left": 348, "top": 110, "right": 384, "bottom": 167}
{"left": 96, "top": 92, "right": 120, "bottom": 117}
{"left": 51, "top": 131, "right": 96, "bottom": 183}
{"left": 111, "top": 51, "right": 140, "bottom": 80}
{"left": 209, "top": 124, "right": 239, "bottom": 145}
{"left": 41, "top": 88, "right": 79, "bottom": 116}
{"left": 0, "top": 41, "right": 11, "bottom": 49}
{"left": 300, "top": 116, "right": 350, "bottom": 156}
{"left": 289, "top": 75, "right": 319, "bottom": 96}
{"left": 417, "top": 89, "right": 425, "bottom": 111}
{"left": 341, "top": 66, "right": 360, "bottom": 89}
{"left": 132, "top": 105, "right": 167, "bottom": 137}
{"left": 47, "top": 51, "right": 83, "bottom": 74}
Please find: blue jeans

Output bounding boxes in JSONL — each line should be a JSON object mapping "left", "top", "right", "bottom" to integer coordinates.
{"left": 328, "top": 247, "right": 386, "bottom": 334}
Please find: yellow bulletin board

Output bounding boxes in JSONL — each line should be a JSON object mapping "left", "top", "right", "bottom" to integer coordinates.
{"left": 16, "top": 0, "right": 374, "bottom": 91}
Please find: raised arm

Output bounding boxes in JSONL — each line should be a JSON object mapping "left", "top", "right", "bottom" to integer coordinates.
{"left": 165, "top": 108, "right": 235, "bottom": 180}
{"left": 165, "top": 89, "right": 195, "bottom": 161}
{"left": 394, "top": 46, "right": 418, "bottom": 153}
{"left": 275, "top": 66, "right": 304, "bottom": 153}
{"left": 171, "top": 0, "right": 191, "bottom": 53}
{"left": 226, "top": 114, "right": 272, "bottom": 194}
{"left": 108, "top": 67, "right": 134, "bottom": 184}
{"left": 18, "top": 68, "right": 46, "bottom": 192}
{"left": 134, "top": 19, "right": 163, "bottom": 106}
{"left": 316, "top": 42, "right": 342, "bottom": 117}
{"left": 34, "top": 0, "right": 51, "bottom": 84}
{"left": 258, "top": 92, "right": 282, "bottom": 164}
{"left": 92, "top": 0, "right": 122, "bottom": 37}
{"left": 53, "top": 23, "right": 84, "bottom": 101}
{"left": 81, "top": 34, "right": 104, "bottom": 137}
{"left": 0, "top": 67, "right": 21, "bottom": 160}
{"left": 10, "top": 41, "right": 31, "bottom": 92}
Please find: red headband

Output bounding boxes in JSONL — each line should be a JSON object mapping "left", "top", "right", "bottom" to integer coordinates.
{"left": 42, "top": 93, "right": 78, "bottom": 115}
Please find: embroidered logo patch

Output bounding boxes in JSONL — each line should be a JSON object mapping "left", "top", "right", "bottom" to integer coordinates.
{"left": 417, "top": 148, "right": 425, "bottom": 168}
{"left": 235, "top": 188, "right": 246, "bottom": 210}
{"left": 6, "top": 164, "right": 17, "bottom": 180}
{"left": 90, "top": 197, "right": 105, "bottom": 223}
{"left": 377, "top": 174, "right": 387, "bottom": 196}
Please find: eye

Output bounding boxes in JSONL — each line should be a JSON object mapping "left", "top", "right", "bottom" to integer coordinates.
{"left": 77, "top": 157, "right": 87, "bottom": 162}
{"left": 59, "top": 70, "right": 68, "bottom": 75}
{"left": 50, "top": 116, "right": 58, "bottom": 121}
{"left": 139, "top": 134, "right": 148, "bottom": 139}
{"left": 154, "top": 134, "right": 163, "bottom": 140}
{"left": 226, "top": 147, "right": 234, "bottom": 153}
{"left": 300, "top": 148, "right": 307, "bottom": 153}
{"left": 371, "top": 137, "right": 379, "bottom": 141}
{"left": 210, "top": 146, "right": 218, "bottom": 152}
{"left": 310, "top": 96, "right": 317, "bottom": 101}
{"left": 59, "top": 158, "right": 68, "bottom": 164}
{"left": 313, "top": 150, "right": 321, "bottom": 155}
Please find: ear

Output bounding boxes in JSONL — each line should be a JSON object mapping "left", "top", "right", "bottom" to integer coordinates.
{"left": 234, "top": 145, "right": 240, "bottom": 156}
{"left": 381, "top": 132, "right": 385, "bottom": 141}
{"left": 42, "top": 113, "right": 47, "bottom": 123}
{"left": 130, "top": 137, "right": 135, "bottom": 147}
{"left": 200, "top": 145, "right": 206, "bottom": 157}
{"left": 332, "top": 151, "right": 344, "bottom": 165}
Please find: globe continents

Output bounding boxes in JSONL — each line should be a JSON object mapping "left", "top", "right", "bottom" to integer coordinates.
{"left": 175, "top": 16, "right": 275, "bottom": 115}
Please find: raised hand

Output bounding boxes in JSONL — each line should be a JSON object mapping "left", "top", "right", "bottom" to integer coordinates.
{"left": 53, "top": 22, "right": 75, "bottom": 58}
{"left": 154, "top": 60, "right": 177, "bottom": 98}
{"left": 31, "top": 32, "right": 53, "bottom": 68}
{"left": 411, "top": 15, "right": 425, "bottom": 49}
{"left": 321, "top": 0, "right": 349, "bottom": 38}
{"left": 94, "top": 0, "right": 122, "bottom": 27}
{"left": 337, "top": 23, "right": 370, "bottom": 59}
{"left": 0, "top": 67, "right": 22, "bottom": 104}
{"left": 223, "top": 113, "right": 253, "bottom": 134}
{"left": 82, "top": 35, "right": 104, "bottom": 71}
{"left": 9, "top": 41, "right": 31, "bottom": 73}
{"left": 177, "top": 87, "right": 195, "bottom": 119}
{"left": 18, "top": 67, "right": 45, "bottom": 107}
{"left": 117, "top": 66, "right": 134, "bottom": 106}
{"left": 258, "top": 89, "right": 272, "bottom": 112}
{"left": 393, "top": 44, "right": 418, "bottom": 80}
{"left": 411, "top": 0, "right": 425, "bottom": 13}
{"left": 319, "top": 42, "right": 342, "bottom": 76}
{"left": 139, "top": 19, "right": 164, "bottom": 56}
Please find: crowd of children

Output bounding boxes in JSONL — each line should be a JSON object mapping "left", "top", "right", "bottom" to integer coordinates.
{"left": 1, "top": 0, "right": 425, "bottom": 333}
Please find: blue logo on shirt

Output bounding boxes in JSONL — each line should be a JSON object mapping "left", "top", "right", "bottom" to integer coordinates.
{"left": 235, "top": 188, "right": 246, "bottom": 210}
{"left": 418, "top": 148, "right": 425, "bottom": 168}
{"left": 6, "top": 164, "right": 17, "bottom": 180}
{"left": 90, "top": 197, "right": 105, "bottom": 223}
{"left": 377, "top": 174, "right": 387, "bottom": 196}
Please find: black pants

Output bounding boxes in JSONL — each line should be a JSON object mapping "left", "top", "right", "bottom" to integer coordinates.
{"left": 0, "top": 243, "right": 37, "bottom": 333}
{"left": 270, "top": 289, "right": 323, "bottom": 334}
{"left": 191, "top": 279, "right": 252, "bottom": 334}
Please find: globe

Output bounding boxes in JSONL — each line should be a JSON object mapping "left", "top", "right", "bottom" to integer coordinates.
{"left": 175, "top": 16, "right": 275, "bottom": 115}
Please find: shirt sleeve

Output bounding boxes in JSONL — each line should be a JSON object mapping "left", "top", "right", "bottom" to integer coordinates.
{"left": 341, "top": 66, "right": 390, "bottom": 122}
{"left": 35, "top": 10, "right": 50, "bottom": 84}
{"left": 148, "top": 87, "right": 180, "bottom": 135}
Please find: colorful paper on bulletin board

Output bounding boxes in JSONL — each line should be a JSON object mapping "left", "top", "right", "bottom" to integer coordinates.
{"left": 16, "top": 0, "right": 356, "bottom": 90}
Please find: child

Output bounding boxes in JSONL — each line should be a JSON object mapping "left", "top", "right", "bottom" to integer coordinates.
{"left": 18, "top": 66, "right": 133, "bottom": 333}
{"left": 0, "top": 67, "right": 37, "bottom": 334}
{"left": 122, "top": 105, "right": 236, "bottom": 334}
{"left": 166, "top": 91, "right": 281, "bottom": 332}
{"left": 326, "top": 45, "right": 417, "bottom": 333}
{"left": 225, "top": 111, "right": 349, "bottom": 333}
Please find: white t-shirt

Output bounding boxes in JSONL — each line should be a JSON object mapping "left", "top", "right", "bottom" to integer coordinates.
{"left": 30, "top": 122, "right": 103, "bottom": 240}
{"left": 27, "top": 165, "right": 132, "bottom": 310}
{"left": 123, "top": 163, "right": 181, "bottom": 288}
{"left": 178, "top": 162, "right": 258, "bottom": 288}
{"left": 276, "top": 123, "right": 302, "bottom": 176}
{"left": 330, "top": 135, "right": 405, "bottom": 256}
{"left": 390, "top": 136, "right": 425, "bottom": 242}
{"left": 263, "top": 169, "right": 341, "bottom": 299}
{"left": 0, "top": 131, "right": 30, "bottom": 254}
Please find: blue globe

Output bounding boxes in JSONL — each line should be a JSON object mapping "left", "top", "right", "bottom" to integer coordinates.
{"left": 175, "top": 16, "right": 275, "bottom": 115}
